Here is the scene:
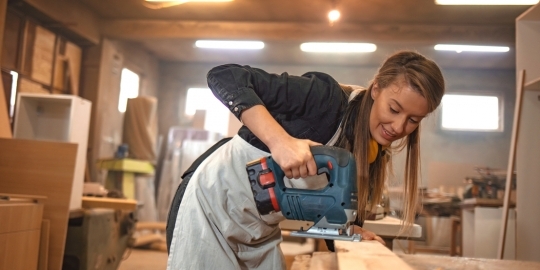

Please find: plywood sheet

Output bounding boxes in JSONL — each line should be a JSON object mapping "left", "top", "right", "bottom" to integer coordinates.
{"left": 38, "top": 219, "right": 50, "bottom": 270}
{"left": 0, "top": 139, "right": 77, "bottom": 270}
{"left": 52, "top": 40, "right": 82, "bottom": 95}
{"left": 0, "top": 0, "right": 11, "bottom": 139}
{"left": 18, "top": 77, "right": 48, "bottom": 94}
{"left": 0, "top": 83, "right": 10, "bottom": 138}
{"left": 30, "top": 26, "right": 55, "bottom": 86}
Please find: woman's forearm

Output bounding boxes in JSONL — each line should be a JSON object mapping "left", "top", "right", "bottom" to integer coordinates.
{"left": 239, "top": 105, "right": 291, "bottom": 151}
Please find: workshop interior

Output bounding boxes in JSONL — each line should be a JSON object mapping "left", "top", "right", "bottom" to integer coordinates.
{"left": 0, "top": 0, "right": 539, "bottom": 269}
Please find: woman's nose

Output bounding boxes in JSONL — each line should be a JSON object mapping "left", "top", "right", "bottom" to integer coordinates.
{"left": 392, "top": 117, "right": 407, "bottom": 134}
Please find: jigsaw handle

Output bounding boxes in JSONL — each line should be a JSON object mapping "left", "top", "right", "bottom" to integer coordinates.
{"left": 310, "top": 145, "right": 354, "bottom": 172}
{"left": 271, "top": 146, "right": 358, "bottom": 226}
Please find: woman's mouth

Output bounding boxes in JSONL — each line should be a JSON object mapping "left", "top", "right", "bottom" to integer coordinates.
{"left": 381, "top": 127, "right": 395, "bottom": 141}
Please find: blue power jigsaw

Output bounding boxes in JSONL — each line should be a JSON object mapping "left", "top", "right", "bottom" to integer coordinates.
{"left": 246, "top": 145, "right": 362, "bottom": 242}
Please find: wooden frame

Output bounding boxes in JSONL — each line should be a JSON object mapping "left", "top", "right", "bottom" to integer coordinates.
{"left": 497, "top": 69, "right": 525, "bottom": 259}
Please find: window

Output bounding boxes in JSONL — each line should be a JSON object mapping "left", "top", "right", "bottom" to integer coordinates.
{"left": 118, "top": 68, "right": 140, "bottom": 113}
{"left": 9, "top": 71, "right": 19, "bottom": 120}
{"left": 185, "top": 88, "right": 229, "bottom": 136}
{"left": 441, "top": 94, "right": 503, "bottom": 131}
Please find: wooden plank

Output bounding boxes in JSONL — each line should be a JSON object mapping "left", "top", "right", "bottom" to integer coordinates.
{"left": 82, "top": 196, "right": 137, "bottom": 211}
{"left": 0, "top": 193, "right": 47, "bottom": 203}
{"left": 291, "top": 254, "right": 311, "bottom": 270}
{"left": 52, "top": 39, "right": 82, "bottom": 95}
{"left": 38, "top": 219, "right": 50, "bottom": 270}
{"left": 399, "top": 254, "right": 540, "bottom": 270}
{"left": 100, "top": 20, "right": 515, "bottom": 44}
{"left": 0, "top": 0, "right": 11, "bottom": 139}
{"left": 136, "top": 222, "right": 166, "bottom": 231}
{"left": 30, "top": 25, "right": 55, "bottom": 86}
{"left": 17, "top": 77, "right": 48, "bottom": 94}
{"left": 335, "top": 241, "right": 413, "bottom": 270}
{"left": 498, "top": 69, "right": 525, "bottom": 259}
{"left": 130, "top": 234, "right": 165, "bottom": 247}
{"left": 309, "top": 252, "right": 337, "bottom": 270}
{"left": 1, "top": 10, "right": 23, "bottom": 70}
{"left": 0, "top": 139, "right": 77, "bottom": 270}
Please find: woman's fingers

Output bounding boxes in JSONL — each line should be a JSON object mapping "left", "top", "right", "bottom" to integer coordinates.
{"left": 373, "top": 235, "right": 385, "bottom": 246}
{"left": 353, "top": 226, "right": 386, "bottom": 245}
{"left": 270, "top": 138, "right": 324, "bottom": 179}
{"left": 299, "top": 164, "right": 308, "bottom": 178}
{"left": 306, "top": 158, "right": 317, "bottom": 176}
{"left": 284, "top": 169, "right": 293, "bottom": 179}
{"left": 291, "top": 167, "right": 301, "bottom": 179}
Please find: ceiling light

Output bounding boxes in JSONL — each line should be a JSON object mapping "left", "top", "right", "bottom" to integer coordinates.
{"left": 146, "top": 0, "right": 233, "bottom": 2}
{"left": 328, "top": 9, "right": 341, "bottom": 23}
{"left": 434, "top": 44, "right": 510, "bottom": 53}
{"left": 195, "top": 40, "right": 264, "bottom": 50}
{"left": 300, "top": 42, "right": 377, "bottom": 53}
{"left": 435, "top": 0, "right": 538, "bottom": 5}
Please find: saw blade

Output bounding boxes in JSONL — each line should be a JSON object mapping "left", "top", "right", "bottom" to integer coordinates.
{"left": 289, "top": 231, "right": 362, "bottom": 242}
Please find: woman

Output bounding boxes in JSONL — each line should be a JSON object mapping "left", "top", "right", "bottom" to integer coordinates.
{"left": 166, "top": 51, "right": 445, "bottom": 269}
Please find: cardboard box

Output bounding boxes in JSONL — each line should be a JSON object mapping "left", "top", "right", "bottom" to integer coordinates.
{"left": 0, "top": 195, "right": 44, "bottom": 270}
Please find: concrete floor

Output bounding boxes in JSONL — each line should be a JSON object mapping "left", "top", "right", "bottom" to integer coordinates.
{"left": 118, "top": 249, "right": 168, "bottom": 270}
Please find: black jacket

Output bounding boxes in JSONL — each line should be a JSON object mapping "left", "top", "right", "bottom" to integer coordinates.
{"left": 206, "top": 64, "right": 349, "bottom": 151}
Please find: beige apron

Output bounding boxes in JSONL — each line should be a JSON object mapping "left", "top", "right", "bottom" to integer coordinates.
{"left": 168, "top": 88, "right": 364, "bottom": 270}
{"left": 167, "top": 135, "right": 286, "bottom": 270}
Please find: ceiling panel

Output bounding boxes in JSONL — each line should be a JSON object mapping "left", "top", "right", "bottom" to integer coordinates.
{"left": 78, "top": 0, "right": 529, "bottom": 68}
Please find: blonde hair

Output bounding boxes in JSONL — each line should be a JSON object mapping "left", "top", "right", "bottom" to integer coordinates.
{"left": 339, "top": 51, "right": 445, "bottom": 227}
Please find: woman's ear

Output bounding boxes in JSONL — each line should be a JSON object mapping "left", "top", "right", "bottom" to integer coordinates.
{"left": 371, "top": 83, "right": 380, "bottom": 100}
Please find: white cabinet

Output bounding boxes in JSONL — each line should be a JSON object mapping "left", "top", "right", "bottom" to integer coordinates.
{"left": 516, "top": 3, "right": 540, "bottom": 262}
{"left": 462, "top": 206, "right": 516, "bottom": 259}
{"left": 13, "top": 93, "right": 91, "bottom": 210}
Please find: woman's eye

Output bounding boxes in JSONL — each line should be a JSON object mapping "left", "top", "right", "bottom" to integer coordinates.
{"left": 409, "top": 118, "right": 419, "bottom": 124}
{"left": 390, "top": 107, "right": 398, "bottom": 114}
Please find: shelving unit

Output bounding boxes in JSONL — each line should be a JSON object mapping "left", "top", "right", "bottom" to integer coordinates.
{"left": 515, "top": 3, "right": 540, "bottom": 262}
{"left": 13, "top": 93, "right": 91, "bottom": 210}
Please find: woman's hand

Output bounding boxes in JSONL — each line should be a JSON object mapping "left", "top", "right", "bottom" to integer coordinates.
{"left": 239, "top": 105, "right": 321, "bottom": 179}
{"left": 352, "top": 225, "right": 385, "bottom": 245}
{"left": 269, "top": 137, "right": 321, "bottom": 179}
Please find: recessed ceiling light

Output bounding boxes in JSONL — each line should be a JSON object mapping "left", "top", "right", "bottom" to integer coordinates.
{"left": 434, "top": 44, "right": 510, "bottom": 53}
{"left": 328, "top": 10, "right": 341, "bottom": 23}
{"left": 435, "top": 0, "right": 538, "bottom": 5}
{"left": 300, "top": 42, "right": 377, "bottom": 53}
{"left": 195, "top": 40, "right": 265, "bottom": 50}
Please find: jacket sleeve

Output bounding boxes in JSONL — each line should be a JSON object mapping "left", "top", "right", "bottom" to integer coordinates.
{"left": 206, "top": 64, "right": 343, "bottom": 120}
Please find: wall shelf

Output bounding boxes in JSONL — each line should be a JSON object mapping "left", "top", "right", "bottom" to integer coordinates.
{"left": 524, "top": 77, "right": 540, "bottom": 92}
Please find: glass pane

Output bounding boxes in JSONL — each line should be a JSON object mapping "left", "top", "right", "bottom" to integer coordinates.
{"left": 185, "top": 88, "right": 229, "bottom": 135}
{"left": 441, "top": 94, "right": 500, "bottom": 131}
{"left": 118, "top": 68, "right": 140, "bottom": 113}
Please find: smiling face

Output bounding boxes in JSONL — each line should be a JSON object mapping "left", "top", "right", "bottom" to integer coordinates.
{"left": 369, "top": 78, "right": 429, "bottom": 146}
